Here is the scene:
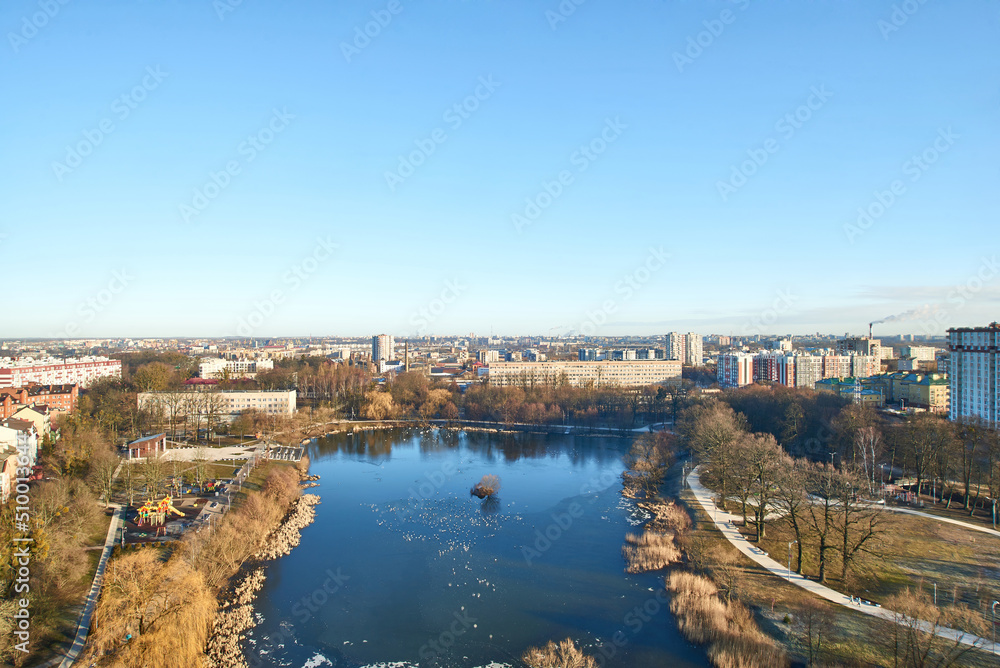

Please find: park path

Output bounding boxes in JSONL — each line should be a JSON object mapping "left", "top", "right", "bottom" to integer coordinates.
{"left": 881, "top": 504, "right": 1000, "bottom": 539}
{"left": 685, "top": 467, "right": 999, "bottom": 657}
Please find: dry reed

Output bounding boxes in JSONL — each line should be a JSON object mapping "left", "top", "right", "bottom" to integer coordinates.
{"left": 522, "top": 638, "right": 598, "bottom": 668}
{"left": 623, "top": 532, "right": 682, "bottom": 573}
{"left": 667, "top": 572, "right": 788, "bottom": 668}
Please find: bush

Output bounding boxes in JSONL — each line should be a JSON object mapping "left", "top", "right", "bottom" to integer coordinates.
{"left": 471, "top": 474, "right": 501, "bottom": 499}
{"left": 522, "top": 638, "right": 597, "bottom": 668}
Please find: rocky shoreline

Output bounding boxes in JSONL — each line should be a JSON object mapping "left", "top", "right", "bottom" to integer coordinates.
{"left": 205, "top": 492, "right": 322, "bottom": 668}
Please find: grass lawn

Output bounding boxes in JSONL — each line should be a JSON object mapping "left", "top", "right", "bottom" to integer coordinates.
{"left": 678, "top": 487, "right": 1000, "bottom": 667}
{"left": 747, "top": 505, "right": 1000, "bottom": 614}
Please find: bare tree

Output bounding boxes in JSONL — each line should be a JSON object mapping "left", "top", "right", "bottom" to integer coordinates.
{"left": 141, "top": 453, "right": 166, "bottom": 499}
{"left": 854, "top": 425, "right": 882, "bottom": 498}
{"left": 90, "top": 451, "right": 120, "bottom": 508}
{"left": 805, "top": 461, "right": 838, "bottom": 584}
{"left": 885, "top": 588, "right": 986, "bottom": 668}
{"left": 834, "top": 468, "right": 886, "bottom": 581}
{"left": 775, "top": 456, "right": 808, "bottom": 573}
{"left": 798, "top": 598, "right": 834, "bottom": 666}
{"left": 682, "top": 400, "right": 747, "bottom": 510}
{"left": 745, "top": 432, "right": 784, "bottom": 541}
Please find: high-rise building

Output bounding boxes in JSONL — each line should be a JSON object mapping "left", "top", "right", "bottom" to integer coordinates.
{"left": 685, "top": 333, "right": 703, "bottom": 366}
{"left": 901, "top": 345, "right": 937, "bottom": 362}
{"left": 665, "top": 332, "right": 686, "bottom": 362}
{"left": 718, "top": 352, "right": 753, "bottom": 388}
{"left": 836, "top": 336, "right": 882, "bottom": 364}
{"left": 372, "top": 334, "right": 395, "bottom": 362}
{"left": 478, "top": 349, "right": 500, "bottom": 364}
{"left": 794, "top": 356, "right": 824, "bottom": 389}
{"left": 948, "top": 324, "right": 1000, "bottom": 424}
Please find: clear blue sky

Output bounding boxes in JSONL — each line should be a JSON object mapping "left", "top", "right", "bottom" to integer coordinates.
{"left": 1, "top": 0, "right": 997, "bottom": 339}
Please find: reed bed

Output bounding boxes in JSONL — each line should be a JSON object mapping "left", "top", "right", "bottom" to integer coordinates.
{"left": 623, "top": 531, "right": 682, "bottom": 573}
{"left": 667, "top": 572, "right": 788, "bottom": 668}
{"left": 522, "top": 638, "right": 598, "bottom": 668}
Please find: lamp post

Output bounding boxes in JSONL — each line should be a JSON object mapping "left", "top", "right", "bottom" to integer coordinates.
{"left": 992, "top": 600, "right": 998, "bottom": 654}
{"left": 788, "top": 540, "right": 798, "bottom": 580}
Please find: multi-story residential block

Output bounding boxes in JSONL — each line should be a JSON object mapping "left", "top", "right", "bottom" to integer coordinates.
{"left": 948, "top": 324, "right": 1000, "bottom": 424}
{"left": 478, "top": 349, "right": 500, "bottom": 364}
{"left": 488, "top": 360, "right": 681, "bottom": 388}
{"left": 794, "top": 356, "right": 824, "bottom": 389}
{"left": 685, "top": 333, "right": 704, "bottom": 366}
{"left": 836, "top": 337, "right": 882, "bottom": 364}
{"left": 372, "top": 334, "right": 395, "bottom": 362}
{"left": 901, "top": 345, "right": 937, "bottom": 362}
{"left": 0, "top": 357, "right": 121, "bottom": 388}
{"left": 1, "top": 384, "right": 79, "bottom": 417}
{"left": 198, "top": 357, "right": 274, "bottom": 379}
{"left": 665, "top": 332, "right": 686, "bottom": 362}
{"left": 718, "top": 352, "right": 753, "bottom": 388}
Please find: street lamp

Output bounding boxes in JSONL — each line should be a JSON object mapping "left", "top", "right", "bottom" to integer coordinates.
{"left": 788, "top": 540, "right": 798, "bottom": 580}
{"left": 992, "top": 600, "right": 998, "bottom": 654}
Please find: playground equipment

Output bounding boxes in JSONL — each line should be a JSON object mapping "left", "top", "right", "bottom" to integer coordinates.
{"left": 135, "top": 496, "right": 184, "bottom": 530}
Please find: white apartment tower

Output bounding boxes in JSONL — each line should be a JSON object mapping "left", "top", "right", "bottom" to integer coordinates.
{"left": 372, "top": 334, "right": 395, "bottom": 362}
{"left": 948, "top": 325, "right": 1000, "bottom": 424}
{"left": 685, "top": 333, "right": 703, "bottom": 366}
{"left": 665, "top": 332, "right": 686, "bottom": 362}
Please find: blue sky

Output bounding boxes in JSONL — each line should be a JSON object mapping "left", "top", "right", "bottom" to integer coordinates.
{"left": 1, "top": 0, "right": 997, "bottom": 339}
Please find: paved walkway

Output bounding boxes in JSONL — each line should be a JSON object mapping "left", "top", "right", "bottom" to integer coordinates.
{"left": 685, "top": 467, "right": 998, "bottom": 657}
{"left": 882, "top": 505, "right": 1000, "bottom": 539}
{"left": 56, "top": 504, "right": 124, "bottom": 668}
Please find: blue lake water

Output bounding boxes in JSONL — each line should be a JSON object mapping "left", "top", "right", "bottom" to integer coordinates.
{"left": 245, "top": 428, "right": 707, "bottom": 668}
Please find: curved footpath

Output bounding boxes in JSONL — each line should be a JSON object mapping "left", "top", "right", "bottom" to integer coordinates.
{"left": 685, "top": 467, "right": 998, "bottom": 657}
{"left": 882, "top": 505, "right": 1000, "bottom": 539}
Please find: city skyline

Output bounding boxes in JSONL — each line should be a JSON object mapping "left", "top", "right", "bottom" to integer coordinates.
{"left": 2, "top": 1, "right": 997, "bottom": 338}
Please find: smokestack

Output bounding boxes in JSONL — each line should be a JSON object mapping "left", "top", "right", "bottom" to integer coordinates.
{"left": 404, "top": 341, "right": 409, "bottom": 373}
{"left": 869, "top": 322, "right": 873, "bottom": 338}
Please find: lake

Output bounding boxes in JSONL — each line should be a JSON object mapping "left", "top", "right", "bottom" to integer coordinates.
{"left": 245, "top": 428, "right": 707, "bottom": 668}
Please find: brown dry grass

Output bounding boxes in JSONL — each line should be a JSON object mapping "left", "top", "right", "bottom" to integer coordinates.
{"left": 623, "top": 532, "right": 682, "bottom": 573}
{"left": 667, "top": 572, "right": 789, "bottom": 668}
{"left": 522, "top": 637, "right": 598, "bottom": 668}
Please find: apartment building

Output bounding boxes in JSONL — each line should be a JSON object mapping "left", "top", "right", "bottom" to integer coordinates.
{"left": 372, "top": 334, "right": 395, "bottom": 362}
{"left": 665, "top": 332, "right": 686, "bottom": 362}
{"left": 685, "top": 333, "right": 704, "bottom": 366}
{"left": 837, "top": 336, "right": 883, "bottom": 364}
{"left": 0, "top": 357, "right": 121, "bottom": 388}
{"left": 488, "top": 360, "right": 681, "bottom": 388}
{"left": 948, "top": 324, "right": 1000, "bottom": 424}
{"left": 718, "top": 352, "right": 754, "bottom": 388}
